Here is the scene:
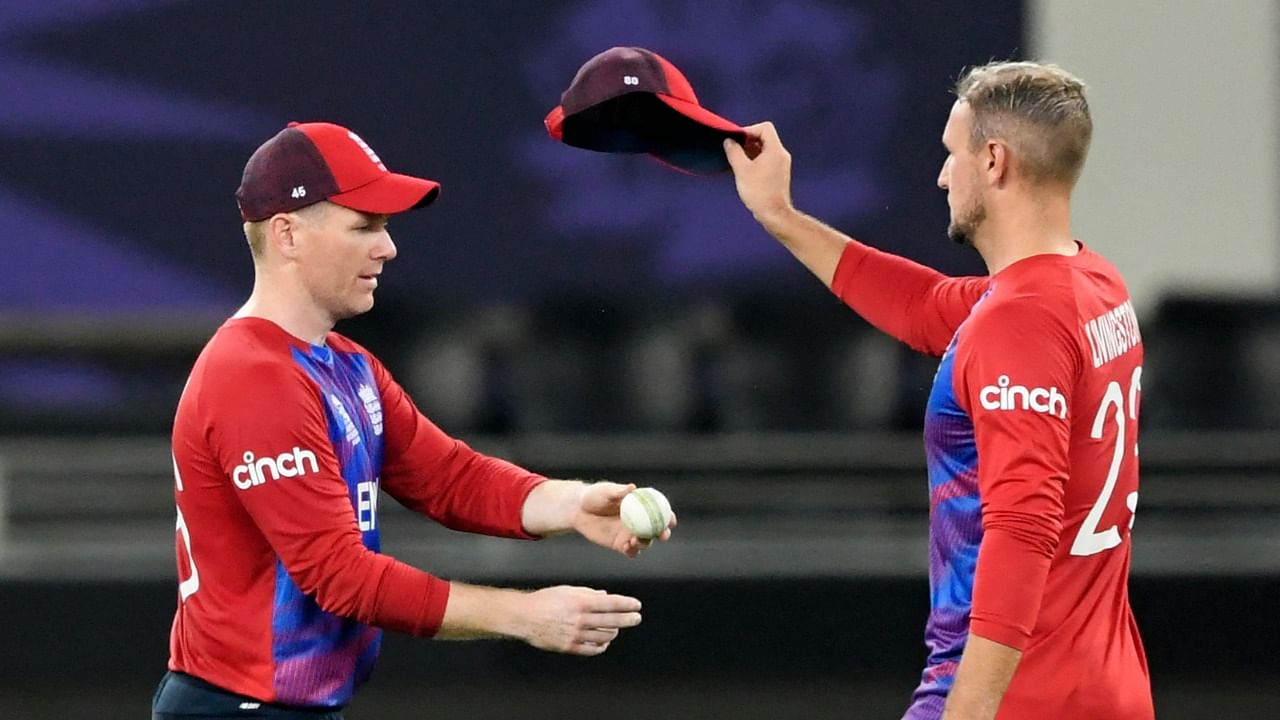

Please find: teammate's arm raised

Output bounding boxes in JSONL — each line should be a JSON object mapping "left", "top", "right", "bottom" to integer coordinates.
{"left": 725, "top": 123, "right": 988, "bottom": 356}
{"left": 723, "top": 124, "right": 845, "bottom": 285}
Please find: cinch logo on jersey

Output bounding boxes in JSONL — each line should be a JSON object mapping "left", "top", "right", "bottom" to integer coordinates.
{"left": 232, "top": 447, "right": 319, "bottom": 490}
{"left": 979, "top": 375, "right": 1067, "bottom": 419}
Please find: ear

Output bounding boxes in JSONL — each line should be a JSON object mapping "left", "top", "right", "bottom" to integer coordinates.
{"left": 987, "top": 141, "right": 1010, "bottom": 187}
{"left": 268, "top": 213, "right": 303, "bottom": 260}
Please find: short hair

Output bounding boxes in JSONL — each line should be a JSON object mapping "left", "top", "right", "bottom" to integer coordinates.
{"left": 954, "top": 61, "right": 1093, "bottom": 186}
{"left": 243, "top": 220, "right": 266, "bottom": 257}
{"left": 241, "top": 202, "right": 329, "bottom": 258}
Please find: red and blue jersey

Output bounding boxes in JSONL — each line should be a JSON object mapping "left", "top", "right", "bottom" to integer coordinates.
{"left": 833, "top": 241, "right": 1153, "bottom": 720}
{"left": 913, "top": 292, "right": 989, "bottom": 708}
{"left": 168, "top": 317, "right": 544, "bottom": 707}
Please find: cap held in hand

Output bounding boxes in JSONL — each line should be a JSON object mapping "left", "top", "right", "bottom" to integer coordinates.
{"left": 545, "top": 46, "right": 747, "bottom": 175}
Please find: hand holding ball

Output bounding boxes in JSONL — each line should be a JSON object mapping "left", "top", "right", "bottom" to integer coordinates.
{"left": 619, "top": 487, "right": 674, "bottom": 540}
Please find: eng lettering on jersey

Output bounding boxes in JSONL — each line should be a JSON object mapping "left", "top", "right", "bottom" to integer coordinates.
{"left": 357, "top": 384, "right": 383, "bottom": 436}
{"left": 329, "top": 394, "right": 361, "bottom": 445}
{"left": 232, "top": 447, "right": 320, "bottom": 490}
{"left": 979, "top": 375, "right": 1068, "bottom": 419}
{"left": 356, "top": 478, "right": 379, "bottom": 531}
{"left": 1083, "top": 299, "right": 1143, "bottom": 368}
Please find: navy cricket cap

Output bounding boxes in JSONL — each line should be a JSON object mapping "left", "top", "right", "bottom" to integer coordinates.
{"left": 235, "top": 121, "right": 441, "bottom": 222}
{"left": 545, "top": 47, "right": 747, "bottom": 174}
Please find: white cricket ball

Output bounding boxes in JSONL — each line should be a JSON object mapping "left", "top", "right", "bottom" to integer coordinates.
{"left": 619, "top": 487, "right": 674, "bottom": 540}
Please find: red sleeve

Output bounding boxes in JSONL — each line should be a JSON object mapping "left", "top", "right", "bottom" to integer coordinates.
{"left": 831, "top": 241, "right": 989, "bottom": 356}
{"left": 953, "top": 296, "right": 1081, "bottom": 650}
{"left": 369, "top": 353, "right": 545, "bottom": 538}
{"left": 204, "top": 358, "right": 450, "bottom": 637}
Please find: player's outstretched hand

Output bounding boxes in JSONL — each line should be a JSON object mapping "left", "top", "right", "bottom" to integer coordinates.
{"left": 724, "top": 121, "right": 794, "bottom": 224}
{"left": 518, "top": 586, "right": 642, "bottom": 656}
{"left": 573, "top": 481, "right": 676, "bottom": 557}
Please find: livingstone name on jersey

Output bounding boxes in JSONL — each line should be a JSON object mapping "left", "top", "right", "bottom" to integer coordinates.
{"left": 233, "top": 447, "right": 319, "bottom": 490}
{"left": 1084, "top": 299, "right": 1142, "bottom": 369}
{"left": 979, "top": 375, "right": 1067, "bottom": 419}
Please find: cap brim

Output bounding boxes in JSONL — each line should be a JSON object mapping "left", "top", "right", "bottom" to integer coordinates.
{"left": 655, "top": 94, "right": 745, "bottom": 139}
{"left": 328, "top": 172, "right": 441, "bottom": 215}
{"left": 646, "top": 95, "right": 745, "bottom": 175}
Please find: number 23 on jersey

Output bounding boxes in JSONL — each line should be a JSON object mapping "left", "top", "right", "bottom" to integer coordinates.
{"left": 1071, "top": 366, "right": 1142, "bottom": 557}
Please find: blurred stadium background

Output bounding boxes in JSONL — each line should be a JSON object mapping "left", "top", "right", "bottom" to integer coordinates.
{"left": 2, "top": 1, "right": 1278, "bottom": 718}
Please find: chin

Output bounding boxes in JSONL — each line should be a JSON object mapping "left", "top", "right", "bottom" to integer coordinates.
{"left": 333, "top": 298, "right": 375, "bottom": 321}
{"left": 947, "top": 224, "right": 972, "bottom": 247}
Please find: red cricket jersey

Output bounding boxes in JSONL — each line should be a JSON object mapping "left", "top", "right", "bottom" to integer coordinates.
{"left": 168, "top": 317, "right": 544, "bottom": 707}
{"left": 832, "top": 241, "right": 1153, "bottom": 720}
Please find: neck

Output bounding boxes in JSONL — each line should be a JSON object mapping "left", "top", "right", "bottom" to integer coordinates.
{"left": 234, "top": 268, "right": 333, "bottom": 346}
{"left": 974, "top": 189, "right": 1078, "bottom": 275}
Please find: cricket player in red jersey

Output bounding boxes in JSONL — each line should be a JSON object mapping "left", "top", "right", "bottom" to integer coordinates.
{"left": 724, "top": 62, "right": 1153, "bottom": 719}
{"left": 153, "top": 121, "right": 672, "bottom": 719}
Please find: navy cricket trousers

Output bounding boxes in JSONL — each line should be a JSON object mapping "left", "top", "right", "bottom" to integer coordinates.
{"left": 152, "top": 672, "right": 344, "bottom": 720}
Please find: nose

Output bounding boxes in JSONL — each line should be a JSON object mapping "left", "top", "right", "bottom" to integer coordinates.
{"left": 937, "top": 157, "right": 950, "bottom": 190}
{"left": 375, "top": 233, "right": 397, "bottom": 262}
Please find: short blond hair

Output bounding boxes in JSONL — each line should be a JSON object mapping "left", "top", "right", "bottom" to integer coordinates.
{"left": 954, "top": 61, "right": 1092, "bottom": 186}
{"left": 243, "top": 220, "right": 267, "bottom": 257}
{"left": 241, "top": 202, "right": 329, "bottom": 258}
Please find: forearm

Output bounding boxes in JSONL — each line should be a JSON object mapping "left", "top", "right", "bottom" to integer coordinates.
{"left": 754, "top": 206, "right": 851, "bottom": 288}
{"left": 434, "top": 581, "right": 527, "bottom": 640}
{"left": 520, "top": 479, "right": 587, "bottom": 536}
{"left": 436, "top": 580, "right": 643, "bottom": 657}
{"left": 942, "top": 634, "right": 1022, "bottom": 720}
{"left": 946, "top": 489, "right": 1060, "bottom": 717}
